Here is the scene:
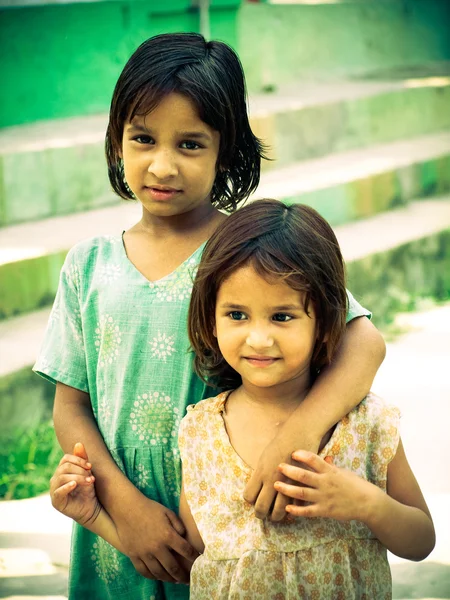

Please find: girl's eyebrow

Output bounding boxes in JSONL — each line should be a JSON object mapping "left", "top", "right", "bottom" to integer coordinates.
{"left": 177, "top": 130, "right": 212, "bottom": 142}
{"left": 219, "top": 302, "right": 303, "bottom": 312}
{"left": 219, "top": 303, "right": 247, "bottom": 310}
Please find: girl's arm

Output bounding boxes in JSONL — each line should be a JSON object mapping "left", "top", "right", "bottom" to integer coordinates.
{"left": 245, "top": 316, "right": 386, "bottom": 520}
{"left": 54, "top": 383, "right": 197, "bottom": 583}
{"left": 178, "top": 480, "right": 205, "bottom": 571}
{"left": 50, "top": 446, "right": 125, "bottom": 554}
{"left": 276, "top": 444, "right": 435, "bottom": 561}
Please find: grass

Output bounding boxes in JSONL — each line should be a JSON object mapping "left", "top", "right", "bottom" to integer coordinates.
{"left": 0, "top": 420, "right": 62, "bottom": 501}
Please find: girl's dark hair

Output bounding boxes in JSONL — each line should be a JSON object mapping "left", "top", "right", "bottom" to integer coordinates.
{"left": 106, "top": 32, "right": 266, "bottom": 212}
{"left": 188, "top": 199, "right": 348, "bottom": 388}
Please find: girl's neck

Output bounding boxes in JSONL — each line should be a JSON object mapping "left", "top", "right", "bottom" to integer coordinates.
{"left": 228, "top": 378, "right": 311, "bottom": 422}
{"left": 137, "top": 203, "right": 226, "bottom": 240}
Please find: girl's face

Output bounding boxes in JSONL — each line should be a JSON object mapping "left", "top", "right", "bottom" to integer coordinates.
{"left": 121, "top": 92, "right": 220, "bottom": 219}
{"left": 214, "top": 264, "right": 317, "bottom": 394}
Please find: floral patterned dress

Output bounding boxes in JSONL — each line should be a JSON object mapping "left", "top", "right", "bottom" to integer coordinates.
{"left": 34, "top": 234, "right": 370, "bottom": 599}
{"left": 178, "top": 392, "right": 400, "bottom": 600}
{"left": 34, "top": 235, "right": 209, "bottom": 600}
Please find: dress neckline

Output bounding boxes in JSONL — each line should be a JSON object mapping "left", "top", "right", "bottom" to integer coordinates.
{"left": 215, "top": 391, "right": 343, "bottom": 474}
{"left": 119, "top": 231, "right": 206, "bottom": 285}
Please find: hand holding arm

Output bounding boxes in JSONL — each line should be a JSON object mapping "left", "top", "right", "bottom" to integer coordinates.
{"left": 244, "top": 317, "right": 386, "bottom": 521}
{"left": 53, "top": 383, "right": 198, "bottom": 583}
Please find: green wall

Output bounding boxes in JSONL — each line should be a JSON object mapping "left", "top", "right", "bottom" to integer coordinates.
{"left": 0, "top": 0, "right": 240, "bottom": 128}
{"left": 238, "top": 0, "right": 450, "bottom": 92}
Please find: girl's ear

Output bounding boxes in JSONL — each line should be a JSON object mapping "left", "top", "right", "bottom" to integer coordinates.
{"left": 213, "top": 324, "right": 217, "bottom": 338}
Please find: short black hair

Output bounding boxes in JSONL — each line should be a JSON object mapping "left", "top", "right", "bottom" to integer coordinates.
{"left": 106, "top": 32, "right": 266, "bottom": 211}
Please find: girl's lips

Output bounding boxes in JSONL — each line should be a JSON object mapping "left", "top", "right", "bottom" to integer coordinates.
{"left": 245, "top": 357, "right": 279, "bottom": 367}
{"left": 145, "top": 187, "right": 181, "bottom": 201}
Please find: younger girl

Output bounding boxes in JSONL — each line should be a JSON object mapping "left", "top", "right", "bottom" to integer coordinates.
{"left": 52, "top": 200, "right": 434, "bottom": 599}
{"left": 37, "top": 32, "right": 385, "bottom": 599}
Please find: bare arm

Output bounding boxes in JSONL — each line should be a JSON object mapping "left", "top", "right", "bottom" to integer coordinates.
{"left": 245, "top": 316, "right": 386, "bottom": 520}
{"left": 53, "top": 383, "right": 198, "bottom": 583}
{"left": 364, "top": 439, "right": 435, "bottom": 560}
{"left": 276, "top": 442, "right": 435, "bottom": 561}
{"left": 178, "top": 480, "right": 204, "bottom": 572}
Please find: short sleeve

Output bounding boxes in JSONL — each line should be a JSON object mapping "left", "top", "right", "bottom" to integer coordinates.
{"left": 364, "top": 395, "right": 401, "bottom": 488}
{"left": 346, "top": 289, "right": 371, "bottom": 323}
{"left": 33, "top": 247, "right": 89, "bottom": 393}
{"left": 178, "top": 408, "right": 199, "bottom": 471}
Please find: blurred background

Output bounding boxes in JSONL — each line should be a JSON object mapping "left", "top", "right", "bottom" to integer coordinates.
{"left": 0, "top": 0, "right": 449, "bottom": 598}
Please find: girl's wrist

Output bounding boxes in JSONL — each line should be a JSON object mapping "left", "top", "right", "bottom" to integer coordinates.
{"left": 78, "top": 500, "right": 103, "bottom": 528}
{"left": 358, "top": 482, "right": 387, "bottom": 527}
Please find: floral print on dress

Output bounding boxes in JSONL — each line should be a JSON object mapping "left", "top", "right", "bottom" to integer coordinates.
{"left": 97, "top": 263, "right": 122, "bottom": 285}
{"left": 129, "top": 392, "right": 180, "bottom": 446}
{"left": 98, "top": 396, "right": 113, "bottom": 422}
{"left": 179, "top": 393, "right": 399, "bottom": 600}
{"left": 64, "top": 262, "right": 81, "bottom": 289}
{"left": 149, "top": 332, "right": 177, "bottom": 362}
{"left": 48, "top": 299, "right": 61, "bottom": 328}
{"left": 94, "top": 314, "right": 121, "bottom": 368}
{"left": 149, "top": 258, "right": 198, "bottom": 302}
{"left": 134, "top": 463, "right": 151, "bottom": 491}
{"left": 90, "top": 537, "right": 121, "bottom": 585}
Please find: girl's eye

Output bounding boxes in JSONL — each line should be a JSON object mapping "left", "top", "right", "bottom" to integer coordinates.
{"left": 272, "top": 313, "right": 292, "bottom": 322}
{"left": 180, "top": 140, "right": 201, "bottom": 150}
{"left": 133, "top": 135, "right": 154, "bottom": 144}
{"left": 229, "top": 311, "right": 247, "bottom": 321}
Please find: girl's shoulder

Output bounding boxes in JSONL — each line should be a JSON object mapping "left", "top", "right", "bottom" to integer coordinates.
{"left": 351, "top": 392, "right": 401, "bottom": 426}
{"left": 185, "top": 391, "right": 230, "bottom": 417}
{"left": 65, "top": 235, "right": 123, "bottom": 264}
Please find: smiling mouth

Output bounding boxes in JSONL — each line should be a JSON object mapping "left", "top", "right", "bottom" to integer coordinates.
{"left": 244, "top": 356, "right": 279, "bottom": 367}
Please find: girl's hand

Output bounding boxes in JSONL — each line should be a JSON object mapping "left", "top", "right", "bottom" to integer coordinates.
{"left": 50, "top": 442, "right": 101, "bottom": 526}
{"left": 114, "top": 491, "right": 199, "bottom": 585}
{"left": 244, "top": 434, "right": 320, "bottom": 522}
{"left": 274, "top": 449, "right": 370, "bottom": 521}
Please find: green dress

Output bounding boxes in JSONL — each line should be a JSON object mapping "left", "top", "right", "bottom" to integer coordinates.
{"left": 33, "top": 234, "right": 370, "bottom": 599}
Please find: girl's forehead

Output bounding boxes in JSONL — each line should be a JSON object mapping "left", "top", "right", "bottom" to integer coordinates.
{"left": 219, "top": 264, "right": 306, "bottom": 296}
{"left": 126, "top": 92, "right": 202, "bottom": 124}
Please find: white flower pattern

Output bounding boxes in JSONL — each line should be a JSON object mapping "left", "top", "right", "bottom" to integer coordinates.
{"left": 97, "top": 264, "right": 122, "bottom": 285}
{"left": 149, "top": 258, "right": 197, "bottom": 302}
{"left": 90, "top": 537, "right": 120, "bottom": 584}
{"left": 134, "top": 463, "right": 150, "bottom": 491}
{"left": 94, "top": 314, "right": 121, "bottom": 368}
{"left": 64, "top": 262, "right": 81, "bottom": 289}
{"left": 149, "top": 332, "right": 176, "bottom": 362}
{"left": 129, "top": 392, "right": 180, "bottom": 446}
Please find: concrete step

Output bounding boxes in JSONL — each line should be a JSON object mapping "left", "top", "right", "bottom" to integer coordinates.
{"left": 254, "top": 131, "right": 450, "bottom": 225}
{"left": 250, "top": 76, "right": 450, "bottom": 169}
{"left": 2, "top": 196, "right": 449, "bottom": 420}
{"left": 2, "top": 131, "right": 450, "bottom": 320}
{"left": 1, "top": 73, "right": 449, "bottom": 227}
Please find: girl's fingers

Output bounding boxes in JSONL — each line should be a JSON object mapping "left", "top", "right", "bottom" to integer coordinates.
{"left": 290, "top": 450, "right": 330, "bottom": 473}
{"left": 73, "top": 442, "right": 89, "bottom": 461}
{"left": 274, "top": 481, "right": 318, "bottom": 502}
{"left": 285, "top": 502, "right": 318, "bottom": 518}
{"left": 51, "top": 473, "right": 95, "bottom": 494}
{"left": 277, "top": 463, "right": 319, "bottom": 486}
{"left": 56, "top": 462, "right": 92, "bottom": 478}
{"left": 52, "top": 480, "right": 78, "bottom": 502}
{"left": 59, "top": 453, "right": 91, "bottom": 471}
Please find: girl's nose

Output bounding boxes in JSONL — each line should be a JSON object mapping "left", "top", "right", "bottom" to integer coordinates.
{"left": 147, "top": 149, "right": 178, "bottom": 179}
{"left": 246, "top": 327, "right": 274, "bottom": 349}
